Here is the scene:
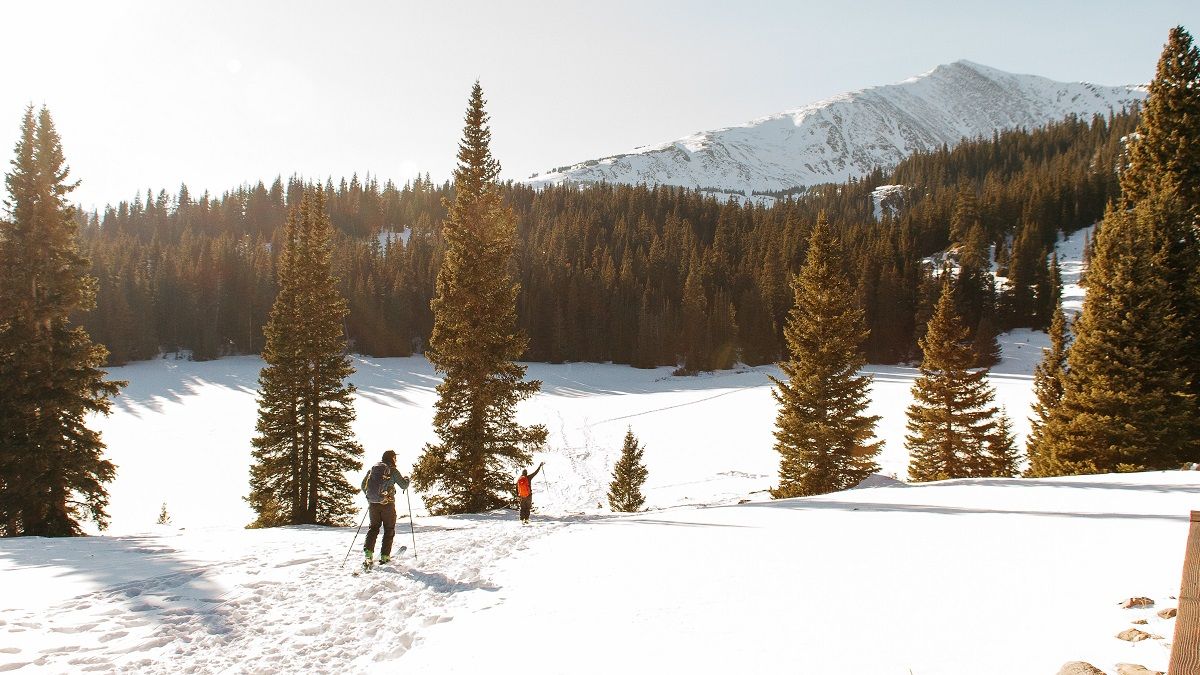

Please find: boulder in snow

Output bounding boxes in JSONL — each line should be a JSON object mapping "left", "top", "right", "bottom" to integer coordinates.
{"left": 1057, "top": 663, "right": 1105, "bottom": 675}
{"left": 1116, "top": 628, "right": 1150, "bottom": 642}
{"left": 1157, "top": 607, "right": 1177, "bottom": 619}
{"left": 1120, "top": 597, "right": 1154, "bottom": 609}
{"left": 1131, "top": 618, "right": 1148, "bottom": 625}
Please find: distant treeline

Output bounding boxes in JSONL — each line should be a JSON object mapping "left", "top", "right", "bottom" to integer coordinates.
{"left": 77, "top": 109, "right": 1138, "bottom": 367}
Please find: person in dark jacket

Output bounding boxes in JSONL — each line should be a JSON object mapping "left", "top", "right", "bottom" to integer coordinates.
{"left": 361, "top": 450, "right": 409, "bottom": 566}
{"left": 516, "top": 461, "right": 544, "bottom": 524}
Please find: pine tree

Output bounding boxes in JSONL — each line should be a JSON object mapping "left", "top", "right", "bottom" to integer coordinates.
{"left": 0, "top": 106, "right": 124, "bottom": 536}
{"left": 1032, "top": 197, "right": 1197, "bottom": 473}
{"left": 971, "top": 309, "right": 1002, "bottom": 368}
{"left": 1121, "top": 26, "right": 1200, "bottom": 218}
{"left": 986, "top": 410, "right": 1021, "bottom": 478}
{"left": 771, "top": 216, "right": 881, "bottom": 498}
{"left": 1119, "top": 25, "right": 1200, "bottom": 412}
{"left": 1032, "top": 27, "right": 1200, "bottom": 475}
{"left": 607, "top": 427, "right": 648, "bottom": 512}
{"left": 680, "top": 267, "right": 709, "bottom": 373}
{"left": 906, "top": 275, "right": 1019, "bottom": 481}
{"left": 1025, "top": 295, "right": 1069, "bottom": 476}
{"left": 954, "top": 224, "right": 995, "bottom": 346}
{"left": 156, "top": 502, "right": 171, "bottom": 526}
{"left": 412, "top": 83, "right": 548, "bottom": 515}
{"left": 247, "top": 187, "right": 363, "bottom": 526}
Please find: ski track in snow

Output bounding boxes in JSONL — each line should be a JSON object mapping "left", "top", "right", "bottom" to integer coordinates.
{"left": 0, "top": 227, "right": 1113, "bottom": 673}
{"left": 0, "top": 517, "right": 571, "bottom": 673}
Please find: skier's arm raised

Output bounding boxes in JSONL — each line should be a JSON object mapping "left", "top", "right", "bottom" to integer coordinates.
{"left": 528, "top": 461, "right": 544, "bottom": 480}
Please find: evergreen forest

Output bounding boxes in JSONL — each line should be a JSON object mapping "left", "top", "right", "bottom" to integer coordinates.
{"left": 75, "top": 110, "right": 1138, "bottom": 369}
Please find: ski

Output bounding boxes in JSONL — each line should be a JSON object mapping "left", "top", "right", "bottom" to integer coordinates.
{"left": 352, "top": 545, "right": 407, "bottom": 576}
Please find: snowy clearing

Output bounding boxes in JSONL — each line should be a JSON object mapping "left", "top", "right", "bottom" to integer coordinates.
{"left": 2, "top": 472, "right": 1191, "bottom": 673}
{"left": 2, "top": 224, "right": 1184, "bottom": 674}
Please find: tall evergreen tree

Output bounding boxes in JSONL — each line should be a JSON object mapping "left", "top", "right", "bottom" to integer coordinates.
{"left": 1119, "top": 25, "right": 1200, "bottom": 410}
{"left": 412, "top": 82, "right": 548, "bottom": 515}
{"left": 247, "top": 187, "right": 363, "bottom": 526}
{"left": 607, "top": 427, "right": 648, "bottom": 512}
{"left": 1025, "top": 295, "right": 1070, "bottom": 476}
{"left": 1122, "top": 26, "right": 1200, "bottom": 218}
{"left": 906, "top": 275, "right": 1018, "bottom": 481}
{"left": 0, "top": 106, "right": 124, "bottom": 536}
{"left": 1033, "top": 197, "right": 1197, "bottom": 474}
{"left": 771, "top": 216, "right": 881, "bottom": 498}
{"left": 1033, "top": 27, "right": 1200, "bottom": 475}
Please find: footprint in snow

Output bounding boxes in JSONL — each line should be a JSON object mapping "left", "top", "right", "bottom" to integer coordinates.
{"left": 99, "top": 630, "right": 128, "bottom": 643}
{"left": 50, "top": 622, "right": 99, "bottom": 634}
{"left": 273, "top": 557, "right": 320, "bottom": 568}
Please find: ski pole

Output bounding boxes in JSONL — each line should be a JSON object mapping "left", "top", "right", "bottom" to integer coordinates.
{"left": 340, "top": 508, "right": 369, "bottom": 569}
{"left": 405, "top": 488, "right": 418, "bottom": 560}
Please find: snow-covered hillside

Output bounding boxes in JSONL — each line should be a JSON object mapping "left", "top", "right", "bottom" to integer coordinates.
{"left": 6, "top": 227, "right": 1186, "bottom": 674}
{"left": 527, "top": 61, "right": 1145, "bottom": 197}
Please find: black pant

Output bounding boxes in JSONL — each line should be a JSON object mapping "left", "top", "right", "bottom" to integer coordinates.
{"left": 519, "top": 496, "right": 532, "bottom": 522}
{"left": 365, "top": 502, "right": 397, "bottom": 557}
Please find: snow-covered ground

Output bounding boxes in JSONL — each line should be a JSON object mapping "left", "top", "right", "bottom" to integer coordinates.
{"left": 46, "top": 346, "right": 1044, "bottom": 536}
{"left": 3, "top": 224, "right": 1185, "bottom": 674}
{"left": 1, "top": 468, "right": 1190, "bottom": 673}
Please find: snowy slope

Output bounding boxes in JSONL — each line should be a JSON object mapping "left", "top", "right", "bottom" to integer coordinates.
{"left": 1, "top": 474, "right": 1189, "bottom": 673}
{"left": 527, "top": 61, "right": 1144, "bottom": 196}
{"left": 5, "top": 227, "right": 1179, "bottom": 674}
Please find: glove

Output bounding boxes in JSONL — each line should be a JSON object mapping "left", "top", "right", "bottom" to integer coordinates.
{"left": 398, "top": 476, "right": 410, "bottom": 491}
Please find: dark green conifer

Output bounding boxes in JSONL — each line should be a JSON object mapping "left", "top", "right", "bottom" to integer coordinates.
{"left": 247, "top": 187, "right": 363, "bottom": 526}
{"left": 906, "top": 275, "right": 1018, "bottom": 481}
{"left": 771, "top": 216, "right": 881, "bottom": 498}
{"left": 1025, "top": 295, "right": 1069, "bottom": 476}
{"left": 1033, "top": 197, "right": 1197, "bottom": 473}
{"left": 1034, "top": 27, "right": 1200, "bottom": 475}
{"left": 0, "top": 106, "right": 124, "bottom": 536}
{"left": 972, "top": 309, "right": 1002, "bottom": 368}
{"left": 1121, "top": 26, "right": 1200, "bottom": 217}
{"left": 412, "top": 83, "right": 547, "bottom": 515}
{"left": 607, "top": 427, "right": 648, "bottom": 512}
{"left": 1119, "top": 25, "right": 1200, "bottom": 409}
{"left": 986, "top": 412, "right": 1021, "bottom": 478}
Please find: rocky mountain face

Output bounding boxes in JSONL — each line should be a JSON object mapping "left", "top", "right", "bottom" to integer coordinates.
{"left": 527, "top": 61, "right": 1145, "bottom": 197}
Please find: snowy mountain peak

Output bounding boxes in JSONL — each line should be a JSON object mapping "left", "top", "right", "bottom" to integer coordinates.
{"left": 527, "top": 62, "right": 1146, "bottom": 196}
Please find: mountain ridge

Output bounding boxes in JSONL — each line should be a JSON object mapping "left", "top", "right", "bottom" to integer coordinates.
{"left": 526, "top": 61, "right": 1146, "bottom": 196}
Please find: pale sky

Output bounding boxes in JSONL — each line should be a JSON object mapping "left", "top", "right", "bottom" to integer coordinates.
{"left": 3, "top": 0, "right": 1198, "bottom": 211}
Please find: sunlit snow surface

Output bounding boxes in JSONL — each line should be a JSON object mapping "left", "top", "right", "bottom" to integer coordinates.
{"left": 529, "top": 61, "right": 1144, "bottom": 198}
{"left": 2, "top": 225, "right": 1184, "bottom": 674}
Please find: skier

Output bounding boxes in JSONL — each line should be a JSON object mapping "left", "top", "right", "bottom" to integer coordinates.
{"left": 361, "top": 450, "right": 410, "bottom": 569}
{"left": 516, "top": 461, "right": 544, "bottom": 525}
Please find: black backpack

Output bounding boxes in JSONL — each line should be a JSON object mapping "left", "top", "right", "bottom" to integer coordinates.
{"left": 363, "top": 463, "right": 392, "bottom": 503}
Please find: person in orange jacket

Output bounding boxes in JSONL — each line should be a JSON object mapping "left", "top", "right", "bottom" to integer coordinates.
{"left": 516, "top": 462, "right": 544, "bottom": 524}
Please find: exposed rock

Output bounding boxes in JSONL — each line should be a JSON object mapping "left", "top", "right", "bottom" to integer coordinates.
{"left": 1131, "top": 618, "right": 1148, "bottom": 625}
{"left": 1157, "top": 607, "right": 1177, "bottom": 619}
{"left": 1121, "top": 597, "right": 1155, "bottom": 609}
{"left": 527, "top": 63, "right": 1145, "bottom": 199}
{"left": 1058, "top": 662, "right": 1105, "bottom": 675}
{"left": 1117, "top": 628, "right": 1153, "bottom": 642}
{"left": 1116, "top": 664, "right": 1164, "bottom": 675}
